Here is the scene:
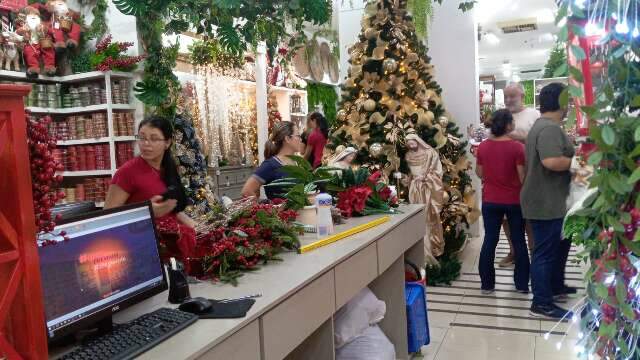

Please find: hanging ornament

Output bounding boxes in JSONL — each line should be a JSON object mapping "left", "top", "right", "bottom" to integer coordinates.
{"left": 383, "top": 58, "right": 398, "bottom": 73}
{"left": 369, "top": 142, "right": 383, "bottom": 157}
{"left": 363, "top": 99, "right": 377, "bottom": 111}
{"left": 439, "top": 116, "right": 449, "bottom": 127}
{"left": 337, "top": 109, "right": 348, "bottom": 122}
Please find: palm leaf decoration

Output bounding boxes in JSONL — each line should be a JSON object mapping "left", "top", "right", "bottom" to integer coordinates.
{"left": 217, "top": 24, "right": 244, "bottom": 56}
{"left": 134, "top": 79, "right": 169, "bottom": 107}
{"left": 112, "top": 0, "right": 149, "bottom": 16}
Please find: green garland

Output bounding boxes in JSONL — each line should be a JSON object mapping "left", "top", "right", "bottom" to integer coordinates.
{"left": 307, "top": 83, "right": 338, "bottom": 126}
{"left": 424, "top": 254, "right": 461, "bottom": 286}
{"left": 407, "top": 0, "right": 432, "bottom": 39}
{"left": 85, "top": 0, "right": 108, "bottom": 41}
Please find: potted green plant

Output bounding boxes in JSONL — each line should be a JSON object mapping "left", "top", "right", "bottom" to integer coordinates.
{"left": 265, "top": 155, "right": 338, "bottom": 224}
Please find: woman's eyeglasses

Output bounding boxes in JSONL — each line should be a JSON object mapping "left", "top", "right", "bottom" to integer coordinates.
{"left": 135, "top": 135, "right": 166, "bottom": 144}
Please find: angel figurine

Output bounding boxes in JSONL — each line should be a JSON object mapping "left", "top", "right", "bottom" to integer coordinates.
{"left": 328, "top": 146, "right": 357, "bottom": 171}
{"left": 404, "top": 133, "right": 445, "bottom": 264}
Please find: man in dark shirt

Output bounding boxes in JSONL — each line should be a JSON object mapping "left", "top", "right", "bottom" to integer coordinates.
{"left": 521, "top": 83, "right": 575, "bottom": 319}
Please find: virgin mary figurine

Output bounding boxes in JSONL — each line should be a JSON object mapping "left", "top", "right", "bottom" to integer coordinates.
{"left": 404, "top": 134, "right": 445, "bottom": 264}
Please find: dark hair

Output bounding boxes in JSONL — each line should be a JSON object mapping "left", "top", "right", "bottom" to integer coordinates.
{"left": 539, "top": 83, "right": 566, "bottom": 113}
{"left": 309, "top": 112, "right": 329, "bottom": 138}
{"left": 489, "top": 109, "right": 514, "bottom": 137}
{"left": 138, "top": 116, "right": 188, "bottom": 213}
{"left": 265, "top": 121, "right": 295, "bottom": 159}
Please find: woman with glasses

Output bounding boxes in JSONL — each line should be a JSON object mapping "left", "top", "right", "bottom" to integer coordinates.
{"left": 241, "top": 121, "right": 303, "bottom": 199}
{"left": 105, "top": 116, "right": 197, "bottom": 229}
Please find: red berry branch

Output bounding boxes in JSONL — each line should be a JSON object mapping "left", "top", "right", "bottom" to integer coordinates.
{"left": 92, "top": 34, "right": 145, "bottom": 72}
{"left": 27, "top": 116, "right": 67, "bottom": 243}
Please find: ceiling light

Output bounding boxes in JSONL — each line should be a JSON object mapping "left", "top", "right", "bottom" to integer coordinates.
{"left": 485, "top": 32, "right": 500, "bottom": 45}
{"left": 512, "top": 74, "right": 521, "bottom": 82}
{"left": 539, "top": 33, "right": 555, "bottom": 42}
{"left": 574, "top": 0, "right": 587, "bottom": 9}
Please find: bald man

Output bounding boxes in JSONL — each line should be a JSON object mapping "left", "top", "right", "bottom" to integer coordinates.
{"left": 498, "top": 82, "right": 539, "bottom": 267}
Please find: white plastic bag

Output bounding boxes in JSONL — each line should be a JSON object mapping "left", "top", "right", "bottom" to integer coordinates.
{"left": 334, "top": 287, "right": 386, "bottom": 348}
{"left": 335, "top": 325, "right": 396, "bottom": 360}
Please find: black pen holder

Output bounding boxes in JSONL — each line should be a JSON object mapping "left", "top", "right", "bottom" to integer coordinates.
{"left": 168, "top": 265, "right": 190, "bottom": 304}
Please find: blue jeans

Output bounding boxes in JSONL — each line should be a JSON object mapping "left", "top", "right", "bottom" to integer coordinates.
{"left": 530, "top": 219, "right": 570, "bottom": 306}
{"left": 479, "top": 203, "right": 530, "bottom": 291}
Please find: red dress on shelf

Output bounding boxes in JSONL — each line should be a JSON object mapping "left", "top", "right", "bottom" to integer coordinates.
{"left": 111, "top": 157, "right": 195, "bottom": 260}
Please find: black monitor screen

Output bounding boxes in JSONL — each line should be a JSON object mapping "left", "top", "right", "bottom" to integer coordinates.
{"left": 38, "top": 204, "right": 165, "bottom": 339}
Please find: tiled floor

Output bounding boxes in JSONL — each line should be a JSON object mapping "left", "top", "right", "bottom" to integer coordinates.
{"left": 417, "top": 234, "right": 588, "bottom": 360}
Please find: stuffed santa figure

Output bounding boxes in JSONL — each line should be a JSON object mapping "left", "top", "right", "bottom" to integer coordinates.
{"left": 33, "top": 0, "right": 81, "bottom": 51}
{"left": 15, "top": 6, "right": 56, "bottom": 77}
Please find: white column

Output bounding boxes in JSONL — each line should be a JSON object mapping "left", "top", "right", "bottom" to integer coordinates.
{"left": 428, "top": 2, "right": 481, "bottom": 237}
{"left": 255, "top": 42, "right": 268, "bottom": 164}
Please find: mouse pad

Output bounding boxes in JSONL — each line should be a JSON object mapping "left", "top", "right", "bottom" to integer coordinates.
{"left": 198, "top": 299, "right": 256, "bottom": 319}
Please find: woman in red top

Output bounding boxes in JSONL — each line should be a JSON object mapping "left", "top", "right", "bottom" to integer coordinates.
{"left": 475, "top": 109, "right": 529, "bottom": 294}
{"left": 105, "top": 116, "right": 196, "bottom": 257}
{"left": 303, "top": 112, "right": 328, "bottom": 168}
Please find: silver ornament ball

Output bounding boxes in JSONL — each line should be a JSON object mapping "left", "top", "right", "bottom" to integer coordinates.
{"left": 369, "top": 142, "right": 383, "bottom": 157}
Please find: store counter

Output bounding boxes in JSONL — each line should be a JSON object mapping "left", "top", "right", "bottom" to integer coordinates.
{"left": 112, "top": 204, "right": 425, "bottom": 359}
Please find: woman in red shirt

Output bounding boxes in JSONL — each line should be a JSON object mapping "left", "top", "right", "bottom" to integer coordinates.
{"left": 475, "top": 109, "right": 529, "bottom": 294}
{"left": 303, "top": 112, "right": 328, "bottom": 168}
{"left": 105, "top": 116, "right": 196, "bottom": 256}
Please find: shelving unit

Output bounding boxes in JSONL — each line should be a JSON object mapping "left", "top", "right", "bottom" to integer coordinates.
{"left": 533, "top": 77, "right": 568, "bottom": 110}
{"left": 269, "top": 85, "right": 308, "bottom": 129}
{"left": 0, "top": 70, "right": 140, "bottom": 207}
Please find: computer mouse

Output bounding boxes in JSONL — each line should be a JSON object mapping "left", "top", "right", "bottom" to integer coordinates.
{"left": 178, "top": 297, "right": 212, "bottom": 315}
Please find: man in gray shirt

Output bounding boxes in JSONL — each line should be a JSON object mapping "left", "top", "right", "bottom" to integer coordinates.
{"left": 521, "top": 83, "right": 575, "bottom": 319}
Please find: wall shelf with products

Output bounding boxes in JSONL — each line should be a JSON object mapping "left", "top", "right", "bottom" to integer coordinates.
{"left": 0, "top": 71, "right": 142, "bottom": 208}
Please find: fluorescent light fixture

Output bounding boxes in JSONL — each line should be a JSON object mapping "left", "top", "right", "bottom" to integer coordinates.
{"left": 539, "top": 33, "right": 555, "bottom": 42}
{"left": 485, "top": 32, "right": 500, "bottom": 45}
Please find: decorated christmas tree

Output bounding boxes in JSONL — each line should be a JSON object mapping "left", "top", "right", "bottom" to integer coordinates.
{"left": 330, "top": 0, "right": 478, "bottom": 276}
{"left": 173, "top": 83, "right": 219, "bottom": 218}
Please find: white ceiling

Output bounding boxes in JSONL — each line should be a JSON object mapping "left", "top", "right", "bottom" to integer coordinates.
{"left": 476, "top": 0, "right": 560, "bottom": 81}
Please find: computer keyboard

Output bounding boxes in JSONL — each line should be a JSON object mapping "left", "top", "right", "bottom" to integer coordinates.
{"left": 59, "top": 308, "right": 198, "bottom": 360}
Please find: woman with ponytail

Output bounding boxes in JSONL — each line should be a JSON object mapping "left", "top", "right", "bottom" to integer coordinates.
{"left": 303, "top": 112, "right": 329, "bottom": 168}
{"left": 241, "top": 121, "right": 303, "bottom": 199}
{"left": 475, "top": 109, "right": 529, "bottom": 295}
{"left": 105, "top": 116, "right": 197, "bottom": 256}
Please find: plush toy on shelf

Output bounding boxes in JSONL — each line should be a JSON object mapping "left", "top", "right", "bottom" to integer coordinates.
{"left": 1, "top": 25, "right": 23, "bottom": 71}
{"left": 34, "top": 0, "right": 81, "bottom": 52}
{"left": 13, "top": 6, "right": 56, "bottom": 77}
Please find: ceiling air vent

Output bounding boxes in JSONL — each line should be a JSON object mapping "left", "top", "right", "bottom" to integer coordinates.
{"left": 497, "top": 18, "right": 538, "bottom": 34}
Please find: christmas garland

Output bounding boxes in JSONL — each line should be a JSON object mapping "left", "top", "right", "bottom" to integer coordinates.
{"left": 557, "top": 1, "right": 640, "bottom": 358}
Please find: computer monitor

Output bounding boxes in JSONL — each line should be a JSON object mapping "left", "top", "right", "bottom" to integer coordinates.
{"left": 37, "top": 202, "right": 168, "bottom": 341}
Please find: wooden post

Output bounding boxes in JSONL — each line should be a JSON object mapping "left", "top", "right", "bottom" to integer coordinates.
{"left": 0, "top": 84, "right": 48, "bottom": 360}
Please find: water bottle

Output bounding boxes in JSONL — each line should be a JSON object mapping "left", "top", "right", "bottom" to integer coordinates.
{"left": 315, "top": 193, "right": 333, "bottom": 238}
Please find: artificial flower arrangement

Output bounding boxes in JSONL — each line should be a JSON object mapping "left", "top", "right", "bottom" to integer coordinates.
{"left": 155, "top": 198, "right": 301, "bottom": 285}
{"left": 331, "top": 168, "right": 399, "bottom": 218}
{"left": 91, "top": 35, "right": 145, "bottom": 72}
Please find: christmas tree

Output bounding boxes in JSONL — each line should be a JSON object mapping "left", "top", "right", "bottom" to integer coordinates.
{"left": 173, "top": 83, "right": 220, "bottom": 218}
{"left": 330, "top": 0, "right": 478, "bottom": 274}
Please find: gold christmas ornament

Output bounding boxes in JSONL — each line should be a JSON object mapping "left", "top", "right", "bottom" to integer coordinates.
{"left": 369, "top": 142, "right": 384, "bottom": 157}
{"left": 344, "top": 77, "right": 356, "bottom": 88}
{"left": 439, "top": 116, "right": 449, "bottom": 127}
{"left": 415, "top": 109, "right": 434, "bottom": 127}
{"left": 350, "top": 65, "right": 363, "bottom": 78}
{"left": 337, "top": 109, "right": 347, "bottom": 122}
{"left": 383, "top": 58, "right": 398, "bottom": 73}
{"left": 406, "top": 52, "right": 419, "bottom": 63}
{"left": 363, "top": 99, "right": 377, "bottom": 111}
{"left": 434, "top": 126, "right": 447, "bottom": 149}
{"left": 407, "top": 69, "right": 419, "bottom": 80}
{"left": 369, "top": 112, "right": 385, "bottom": 124}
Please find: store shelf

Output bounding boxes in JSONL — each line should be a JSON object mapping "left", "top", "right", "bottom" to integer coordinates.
{"left": 59, "top": 170, "right": 113, "bottom": 177}
{"left": 0, "top": 70, "right": 133, "bottom": 84}
{"left": 57, "top": 138, "right": 111, "bottom": 146}
{"left": 270, "top": 85, "right": 306, "bottom": 94}
{"left": 27, "top": 104, "right": 108, "bottom": 114}
{"left": 114, "top": 136, "right": 136, "bottom": 142}
{"left": 112, "top": 104, "right": 137, "bottom": 111}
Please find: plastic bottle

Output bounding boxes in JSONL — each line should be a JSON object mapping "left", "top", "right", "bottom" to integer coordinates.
{"left": 315, "top": 193, "right": 334, "bottom": 238}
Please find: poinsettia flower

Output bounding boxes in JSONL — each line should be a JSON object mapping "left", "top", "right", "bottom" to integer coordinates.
{"left": 368, "top": 171, "right": 383, "bottom": 183}
{"left": 379, "top": 186, "right": 392, "bottom": 201}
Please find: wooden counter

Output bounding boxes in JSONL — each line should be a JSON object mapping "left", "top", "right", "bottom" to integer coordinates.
{"left": 107, "top": 204, "right": 425, "bottom": 359}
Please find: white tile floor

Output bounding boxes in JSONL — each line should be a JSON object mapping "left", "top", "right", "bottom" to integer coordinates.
{"left": 416, "top": 234, "right": 588, "bottom": 360}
